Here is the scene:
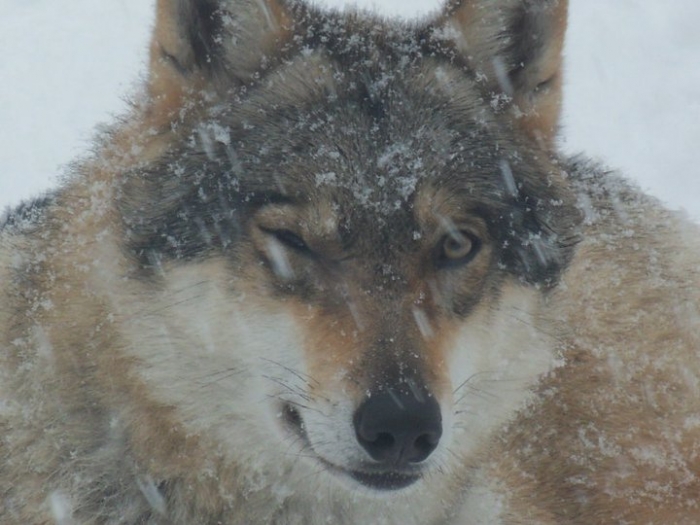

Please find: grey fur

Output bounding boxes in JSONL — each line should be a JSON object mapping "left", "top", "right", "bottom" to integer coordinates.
{"left": 2, "top": 1, "right": 699, "bottom": 524}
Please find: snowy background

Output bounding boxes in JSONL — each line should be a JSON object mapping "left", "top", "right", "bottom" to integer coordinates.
{"left": 1, "top": 0, "right": 699, "bottom": 221}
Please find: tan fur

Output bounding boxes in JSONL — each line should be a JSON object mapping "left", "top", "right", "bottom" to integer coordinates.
{"left": 459, "top": 188, "right": 700, "bottom": 523}
{"left": 2, "top": 0, "right": 699, "bottom": 523}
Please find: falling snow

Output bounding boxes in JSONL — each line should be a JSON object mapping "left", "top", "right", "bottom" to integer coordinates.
{"left": 0, "top": 1, "right": 698, "bottom": 525}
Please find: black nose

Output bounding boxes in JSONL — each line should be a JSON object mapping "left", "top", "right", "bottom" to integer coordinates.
{"left": 353, "top": 389, "right": 442, "bottom": 466}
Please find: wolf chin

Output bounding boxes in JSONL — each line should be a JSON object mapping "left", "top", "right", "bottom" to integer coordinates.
{"left": 2, "top": 0, "right": 699, "bottom": 523}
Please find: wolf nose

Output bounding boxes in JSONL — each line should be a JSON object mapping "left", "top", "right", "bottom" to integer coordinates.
{"left": 353, "top": 390, "right": 442, "bottom": 465}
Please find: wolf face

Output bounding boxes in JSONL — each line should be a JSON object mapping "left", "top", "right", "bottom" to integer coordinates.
{"left": 5, "top": 1, "right": 700, "bottom": 523}
{"left": 2, "top": 1, "right": 603, "bottom": 523}
{"left": 115, "top": 0, "right": 578, "bottom": 498}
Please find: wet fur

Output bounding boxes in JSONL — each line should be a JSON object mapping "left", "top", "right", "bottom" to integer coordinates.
{"left": 2, "top": 0, "right": 700, "bottom": 523}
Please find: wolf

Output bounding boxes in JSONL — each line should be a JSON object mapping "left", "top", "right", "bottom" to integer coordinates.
{"left": 2, "top": 0, "right": 699, "bottom": 523}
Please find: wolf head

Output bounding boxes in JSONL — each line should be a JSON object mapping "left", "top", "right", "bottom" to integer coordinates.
{"left": 115, "top": 0, "right": 578, "bottom": 510}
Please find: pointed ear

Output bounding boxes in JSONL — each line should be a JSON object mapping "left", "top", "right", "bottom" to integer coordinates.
{"left": 147, "top": 0, "right": 293, "bottom": 119}
{"left": 437, "top": 0, "right": 568, "bottom": 147}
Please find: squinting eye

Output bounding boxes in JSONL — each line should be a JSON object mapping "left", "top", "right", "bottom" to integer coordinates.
{"left": 263, "top": 228, "right": 311, "bottom": 254}
{"left": 437, "top": 231, "right": 481, "bottom": 268}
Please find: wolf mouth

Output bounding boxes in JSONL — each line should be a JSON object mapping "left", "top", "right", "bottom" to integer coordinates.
{"left": 347, "top": 469, "right": 421, "bottom": 491}
{"left": 281, "top": 403, "right": 422, "bottom": 491}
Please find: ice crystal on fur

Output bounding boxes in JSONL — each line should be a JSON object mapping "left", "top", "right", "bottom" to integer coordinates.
{"left": 136, "top": 476, "right": 167, "bottom": 516}
{"left": 2, "top": 1, "right": 700, "bottom": 524}
{"left": 49, "top": 492, "right": 74, "bottom": 525}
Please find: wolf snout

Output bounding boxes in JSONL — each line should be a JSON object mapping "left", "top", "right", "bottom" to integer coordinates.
{"left": 353, "top": 390, "right": 442, "bottom": 466}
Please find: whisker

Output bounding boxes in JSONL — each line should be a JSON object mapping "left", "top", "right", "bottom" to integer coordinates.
{"left": 262, "top": 375, "right": 311, "bottom": 400}
{"left": 453, "top": 370, "right": 501, "bottom": 394}
{"left": 196, "top": 368, "right": 244, "bottom": 389}
{"left": 261, "top": 358, "right": 321, "bottom": 387}
{"left": 505, "top": 306, "right": 565, "bottom": 344}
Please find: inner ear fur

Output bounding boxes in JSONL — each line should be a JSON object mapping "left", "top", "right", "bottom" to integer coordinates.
{"left": 438, "top": 0, "right": 568, "bottom": 147}
{"left": 147, "top": 0, "right": 294, "bottom": 121}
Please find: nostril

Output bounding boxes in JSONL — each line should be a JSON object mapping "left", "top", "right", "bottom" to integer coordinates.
{"left": 354, "top": 389, "right": 442, "bottom": 466}
{"left": 411, "top": 430, "right": 441, "bottom": 463}
{"left": 372, "top": 432, "right": 395, "bottom": 451}
{"left": 357, "top": 431, "right": 396, "bottom": 462}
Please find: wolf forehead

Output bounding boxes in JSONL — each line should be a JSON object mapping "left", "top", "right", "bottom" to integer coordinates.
{"left": 119, "top": 8, "right": 579, "bottom": 282}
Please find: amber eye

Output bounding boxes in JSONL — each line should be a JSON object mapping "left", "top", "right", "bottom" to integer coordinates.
{"left": 436, "top": 231, "right": 481, "bottom": 268}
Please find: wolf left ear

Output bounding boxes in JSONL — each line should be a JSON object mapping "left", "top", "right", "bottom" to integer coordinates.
{"left": 147, "top": 0, "right": 293, "bottom": 118}
{"left": 437, "top": 0, "right": 568, "bottom": 147}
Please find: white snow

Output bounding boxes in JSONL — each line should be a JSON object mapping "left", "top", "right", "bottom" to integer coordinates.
{"left": 0, "top": 0, "right": 698, "bottom": 221}
{"left": 48, "top": 491, "right": 74, "bottom": 525}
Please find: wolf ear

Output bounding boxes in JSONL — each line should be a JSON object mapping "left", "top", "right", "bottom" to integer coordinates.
{"left": 437, "top": 0, "right": 568, "bottom": 146}
{"left": 147, "top": 0, "right": 293, "bottom": 116}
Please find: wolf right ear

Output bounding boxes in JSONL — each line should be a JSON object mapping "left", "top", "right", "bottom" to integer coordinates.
{"left": 147, "top": 0, "right": 293, "bottom": 117}
{"left": 435, "top": 0, "right": 568, "bottom": 147}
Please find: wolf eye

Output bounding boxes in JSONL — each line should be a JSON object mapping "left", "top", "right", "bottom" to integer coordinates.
{"left": 436, "top": 231, "right": 480, "bottom": 268}
{"left": 264, "top": 228, "right": 311, "bottom": 254}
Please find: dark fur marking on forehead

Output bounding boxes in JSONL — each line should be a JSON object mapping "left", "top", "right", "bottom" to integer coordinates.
{"left": 122, "top": 2, "right": 581, "bottom": 284}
